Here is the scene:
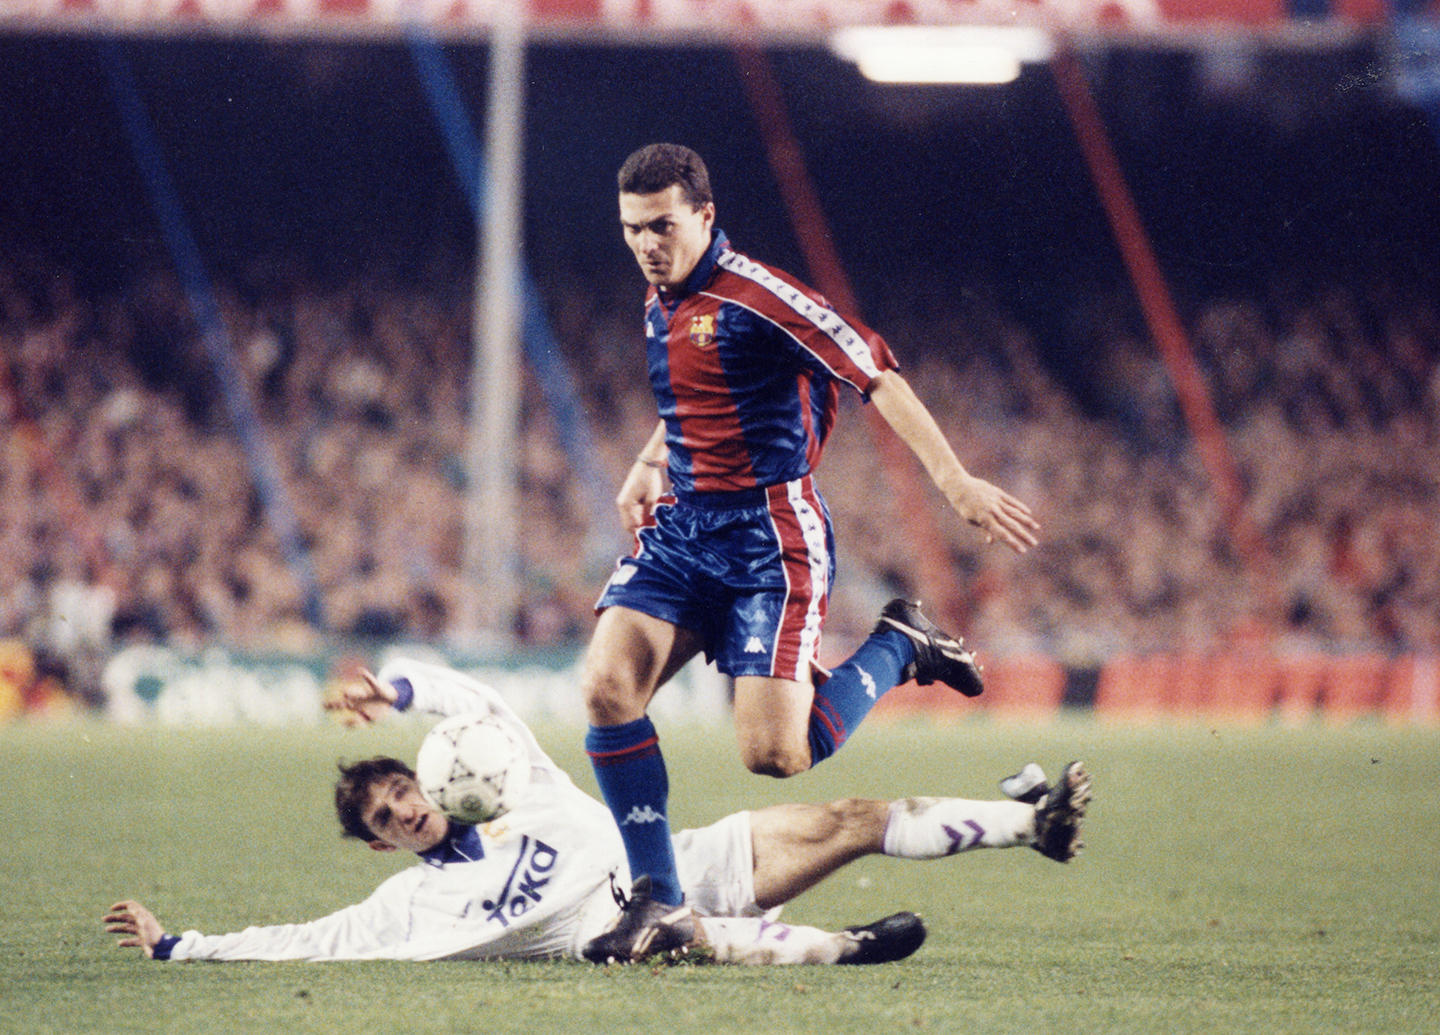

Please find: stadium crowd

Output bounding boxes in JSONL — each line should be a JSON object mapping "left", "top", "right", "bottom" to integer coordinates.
{"left": 1, "top": 249, "right": 1437, "bottom": 714}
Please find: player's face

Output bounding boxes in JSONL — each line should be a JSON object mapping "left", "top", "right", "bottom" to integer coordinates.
{"left": 619, "top": 185, "right": 716, "bottom": 290}
{"left": 361, "top": 773, "right": 449, "bottom": 853}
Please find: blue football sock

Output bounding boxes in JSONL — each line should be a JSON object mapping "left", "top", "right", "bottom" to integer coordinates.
{"left": 808, "top": 628, "right": 914, "bottom": 766}
{"left": 585, "top": 716, "right": 683, "bottom": 906}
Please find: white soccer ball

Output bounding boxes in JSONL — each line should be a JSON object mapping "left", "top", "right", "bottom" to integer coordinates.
{"left": 414, "top": 713, "right": 531, "bottom": 824}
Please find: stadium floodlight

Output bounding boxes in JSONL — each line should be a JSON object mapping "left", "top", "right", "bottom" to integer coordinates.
{"left": 830, "top": 25, "right": 1055, "bottom": 85}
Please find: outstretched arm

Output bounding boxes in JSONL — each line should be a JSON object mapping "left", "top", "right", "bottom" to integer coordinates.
{"left": 359, "top": 658, "right": 567, "bottom": 779}
{"left": 323, "top": 668, "right": 397, "bottom": 728}
{"left": 868, "top": 369, "right": 1040, "bottom": 554}
{"left": 324, "top": 656, "right": 564, "bottom": 783}
{"left": 100, "top": 876, "right": 421, "bottom": 962}
{"left": 104, "top": 900, "right": 168, "bottom": 958}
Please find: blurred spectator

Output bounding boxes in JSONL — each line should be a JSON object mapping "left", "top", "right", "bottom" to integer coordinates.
{"left": 0, "top": 638, "right": 76, "bottom": 720}
{"left": 1, "top": 245, "right": 1436, "bottom": 699}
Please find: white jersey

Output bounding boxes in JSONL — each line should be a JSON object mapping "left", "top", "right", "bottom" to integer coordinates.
{"left": 151, "top": 658, "right": 957, "bottom": 968}
{"left": 167, "top": 659, "right": 628, "bottom": 962}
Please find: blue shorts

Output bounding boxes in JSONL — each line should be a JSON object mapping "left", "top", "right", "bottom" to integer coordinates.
{"left": 595, "top": 475, "right": 835, "bottom": 680}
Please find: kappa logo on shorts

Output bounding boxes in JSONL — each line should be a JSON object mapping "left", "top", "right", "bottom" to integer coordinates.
{"left": 689, "top": 314, "right": 717, "bottom": 349}
{"left": 744, "top": 636, "right": 767, "bottom": 654}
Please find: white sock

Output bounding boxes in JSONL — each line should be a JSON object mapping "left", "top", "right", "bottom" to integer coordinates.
{"left": 695, "top": 916, "right": 851, "bottom": 965}
{"left": 882, "top": 797, "right": 1035, "bottom": 858}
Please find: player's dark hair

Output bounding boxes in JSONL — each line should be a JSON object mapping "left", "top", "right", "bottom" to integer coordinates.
{"left": 335, "top": 756, "right": 415, "bottom": 841}
{"left": 617, "top": 143, "right": 713, "bottom": 208}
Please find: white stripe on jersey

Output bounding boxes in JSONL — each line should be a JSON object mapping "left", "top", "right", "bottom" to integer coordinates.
{"left": 713, "top": 250, "right": 883, "bottom": 389}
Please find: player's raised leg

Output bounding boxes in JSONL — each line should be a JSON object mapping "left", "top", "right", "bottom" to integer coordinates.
{"left": 873, "top": 598, "right": 985, "bottom": 695}
{"left": 802, "top": 598, "right": 983, "bottom": 767}
{"left": 731, "top": 675, "right": 815, "bottom": 777}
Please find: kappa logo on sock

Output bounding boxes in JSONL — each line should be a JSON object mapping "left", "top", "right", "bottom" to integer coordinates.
{"left": 622, "top": 805, "right": 667, "bottom": 826}
{"left": 857, "top": 666, "right": 877, "bottom": 700}
{"left": 744, "top": 636, "right": 766, "bottom": 654}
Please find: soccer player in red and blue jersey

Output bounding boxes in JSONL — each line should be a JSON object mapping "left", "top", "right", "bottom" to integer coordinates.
{"left": 581, "top": 144, "right": 1041, "bottom": 963}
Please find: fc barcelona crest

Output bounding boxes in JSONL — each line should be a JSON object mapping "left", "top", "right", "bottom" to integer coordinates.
{"left": 689, "top": 314, "right": 716, "bottom": 349}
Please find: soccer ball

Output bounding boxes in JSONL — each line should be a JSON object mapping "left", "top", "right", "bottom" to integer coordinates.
{"left": 414, "top": 714, "right": 531, "bottom": 824}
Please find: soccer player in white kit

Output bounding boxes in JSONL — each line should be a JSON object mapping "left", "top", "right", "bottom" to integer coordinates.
{"left": 104, "top": 659, "right": 1089, "bottom": 966}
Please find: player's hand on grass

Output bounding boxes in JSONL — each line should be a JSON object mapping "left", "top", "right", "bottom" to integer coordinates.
{"left": 950, "top": 474, "right": 1040, "bottom": 555}
{"left": 104, "top": 900, "right": 165, "bottom": 958}
{"left": 323, "top": 668, "right": 398, "bottom": 727}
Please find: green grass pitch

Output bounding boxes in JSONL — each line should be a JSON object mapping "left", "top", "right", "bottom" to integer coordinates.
{"left": 2, "top": 716, "right": 1436, "bottom": 1034}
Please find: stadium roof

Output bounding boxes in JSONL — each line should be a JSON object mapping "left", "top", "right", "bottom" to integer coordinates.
{"left": 0, "top": 0, "right": 1415, "bottom": 44}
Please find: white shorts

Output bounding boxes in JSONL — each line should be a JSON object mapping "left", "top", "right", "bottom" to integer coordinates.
{"left": 673, "top": 811, "right": 765, "bottom": 918}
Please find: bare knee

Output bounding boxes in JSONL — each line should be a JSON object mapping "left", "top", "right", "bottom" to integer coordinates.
{"left": 822, "top": 797, "right": 890, "bottom": 842}
{"left": 740, "top": 740, "right": 812, "bottom": 779}
{"left": 580, "top": 663, "right": 646, "bottom": 727}
{"left": 581, "top": 608, "right": 694, "bottom": 727}
{"left": 732, "top": 677, "right": 816, "bottom": 777}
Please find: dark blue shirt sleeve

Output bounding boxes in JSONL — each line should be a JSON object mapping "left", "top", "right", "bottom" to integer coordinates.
{"left": 390, "top": 676, "right": 414, "bottom": 712}
{"left": 152, "top": 934, "right": 182, "bottom": 961}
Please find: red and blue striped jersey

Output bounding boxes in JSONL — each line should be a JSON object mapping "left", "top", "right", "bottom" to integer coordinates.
{"left": 642, "top": 231, "right": 899, "bottom": 497}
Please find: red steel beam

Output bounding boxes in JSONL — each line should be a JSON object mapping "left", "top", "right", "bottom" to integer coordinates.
{"left": 733, "top": 45, "right": 970, "bottom": 633}
{"left": 1050, "top": 49, "right": 1283, "bottom": 622}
